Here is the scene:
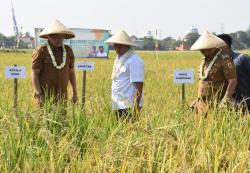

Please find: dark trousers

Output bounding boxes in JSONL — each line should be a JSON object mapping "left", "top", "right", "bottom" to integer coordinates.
{"left": 115, "top": 108, "right": 143, "bottom": 122}
{"left": 115, "top": 109, "right": 132, "bottom": 121}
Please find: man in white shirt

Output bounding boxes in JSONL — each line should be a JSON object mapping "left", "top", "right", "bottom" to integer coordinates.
{"left": 106, "top": 31, "right": 144, "bottom": 120}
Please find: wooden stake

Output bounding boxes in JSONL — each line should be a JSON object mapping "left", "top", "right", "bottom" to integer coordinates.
{"left": 13, "top": 64, "right": 18, "bottom": 116}
{"left": 82, "top": 70, "right": 86, "bottom": 110}
{"left": 181, "top": 83, "right": 185, "bottom": 104}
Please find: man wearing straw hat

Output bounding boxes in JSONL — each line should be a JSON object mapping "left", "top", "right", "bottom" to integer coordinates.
{"left": 106, "top": 31, "right": 144, "bottom": 120}
{"left": 190, "top": 31, "right": 237, "bottom": 114}
{"left": 32, "top": 19, "right": 78, "bottom": 107}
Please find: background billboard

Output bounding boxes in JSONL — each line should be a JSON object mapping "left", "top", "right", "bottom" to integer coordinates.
{"left": 34, "top": 28, "right": 111, "bottom": 58}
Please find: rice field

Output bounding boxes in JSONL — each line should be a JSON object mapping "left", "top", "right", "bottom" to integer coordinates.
{"left": 0, "top": 50, "right": 249, "bottom": 172}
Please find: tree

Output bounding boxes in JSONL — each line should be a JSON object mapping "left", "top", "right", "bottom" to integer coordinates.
{"left": 0, "top": 33, "right": 6, "bottom": 47}
{"left": 143, "top": 36, "right": 155, "bottom": 50}
{"left": 237, "top": 31, "right": 250, "bottom": 47}
{"left": 184, "top": 32, "right": 200, "bottom": 47}
{"left": 230, "top": 33, "right": 245, "bottom": 49}
{"left": 159, "top": 37, "right": 178, "bottom": 50}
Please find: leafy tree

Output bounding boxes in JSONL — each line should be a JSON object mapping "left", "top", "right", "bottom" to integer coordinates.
{"left": 143, "top": 36, "right": 155, "bottom": 50}
{"left": 159, "top": 37, "right": 178, "bottom": 50}
{"left": 184, "top": 32, "right": 200, "bottom": 47}
{"left": 0, "top": 33, "right": 6, "bottom": 47}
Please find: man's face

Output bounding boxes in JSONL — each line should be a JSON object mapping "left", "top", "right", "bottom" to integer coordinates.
{"left": 99, "top": 47, "right": 104, "bottom": 53}
{"left": 113, "top": 44, "right": 130, "bottom": 56}
{"left": 48, "top": 34, "right": 64, "bottom": 47}
{"left": 221, "top": 45, "right": 231, "bottom": 54}
{"left": 200, "top": 48, "right": 216, "bottom": 57}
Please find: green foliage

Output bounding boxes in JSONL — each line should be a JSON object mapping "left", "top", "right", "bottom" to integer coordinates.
{"left": 159, "top": 37, "right": 182, "bottom": 50}
{"left": 230, "top": 30, "right": 250, "bottom": 49}
{"left": 143, "top": 37, "right": 156, "bottom": 50}
{"left": 184, "top": 32, "right": 200, "bottom": 47}
{"left": 0, "top": 32, "right": 30, "bottom": 49}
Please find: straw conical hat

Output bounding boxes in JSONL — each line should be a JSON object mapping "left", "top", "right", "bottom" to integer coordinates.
{"left": 39, "top": 19, "right": 75, "bottom": 39}
{"left": 191, "top": 31, "right": 226, "bottom": 50}
{"left": 106, "top": 30, "right": 136, "bottom": 46}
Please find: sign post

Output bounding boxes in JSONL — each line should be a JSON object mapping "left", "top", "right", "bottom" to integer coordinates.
{"left": 181, "top": 83, "right": 185, "bottom": 103}
{"left": 173, "top": 70, "right": 194, "bottom": 105}
{"left": 75, "top": 62, "right": 95, "bottom": 110}
{"left": 5, "top": 65, "right": 26, "bottom": 116}
{"left": 14, "top": 65, "right": 18, "bottom": 116}
{"left": 82, "top": 70, "right": 86, "bottom": 110}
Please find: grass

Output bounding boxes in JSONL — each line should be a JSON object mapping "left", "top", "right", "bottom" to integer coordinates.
{"left": 0, "top": 50, "right": 249, "bottom": 172}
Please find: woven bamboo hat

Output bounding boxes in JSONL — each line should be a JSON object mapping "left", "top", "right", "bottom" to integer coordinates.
{"left": 191, "top": 31, "right": 226, "bottom": 50}
{"left": 106, "top": 30, "right": 136, "bottom": 46}
{"left": 39, "top": 19, "right": 75, "bottom": 39}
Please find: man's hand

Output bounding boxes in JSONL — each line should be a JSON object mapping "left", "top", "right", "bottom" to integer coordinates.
{"left": 34, "top": 92, "right": 44, "bottom": 107}
{"left": 38, "top": 95, "right": 45, "bottom": 106}
{"left": 219, "top": 97, "right": 235, "bottom": 109}
{"left": 133, "top": 82, "right": 143, "bottom": 114}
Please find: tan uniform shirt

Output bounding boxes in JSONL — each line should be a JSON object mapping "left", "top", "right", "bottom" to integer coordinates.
{"left": 198, "top": 52, "right": 236, "bottom": 101}
{"left": 32, "top": 43, "right": 74, "bottom": 100}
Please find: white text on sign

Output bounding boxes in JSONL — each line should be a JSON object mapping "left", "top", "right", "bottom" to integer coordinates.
{"left": 75, "top": 62, "right": 95, "bottom": 71}
{"left": 173, "top": 70, "right": 194, "bottom": 84}
{"left": 5, "top": 66, "right": 26, "bottom": 79}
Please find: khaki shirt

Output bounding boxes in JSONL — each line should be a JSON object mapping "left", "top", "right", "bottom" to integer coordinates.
{"left": 198, "top": 52, "right": 236, "bottom": 100}
{"left": 32, "top": 43, "right": 74, "bottom": 100}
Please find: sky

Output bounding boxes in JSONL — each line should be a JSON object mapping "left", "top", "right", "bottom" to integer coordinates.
{"left": 0, "top": 0, "right": 249, "bottom": 39}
